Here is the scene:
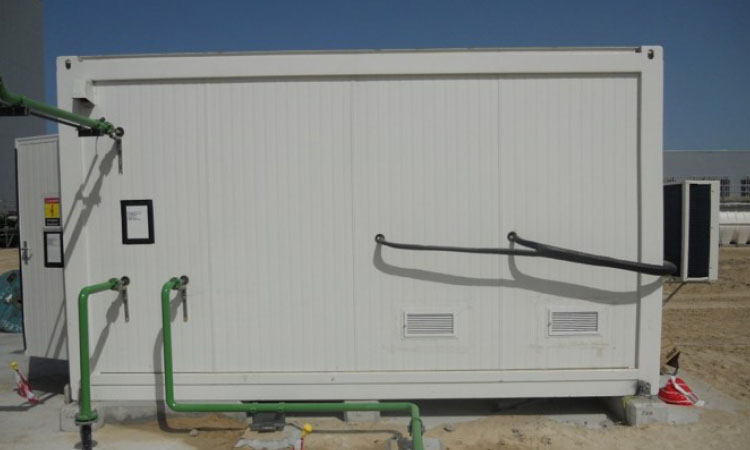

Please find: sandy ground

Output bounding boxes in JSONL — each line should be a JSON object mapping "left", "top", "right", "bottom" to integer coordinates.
{"left": 0, "top": 248, "right": 18, "bottom": 274}
{"left": 1, "top": 247, "right": 749, "bottom": 449}
{"left": 663, "top": 247, "right": 750, "bottom": 402}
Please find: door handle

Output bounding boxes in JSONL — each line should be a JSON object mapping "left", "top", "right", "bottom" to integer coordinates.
{"left": 20, "top": 241, "right": 31, "bottom": 264}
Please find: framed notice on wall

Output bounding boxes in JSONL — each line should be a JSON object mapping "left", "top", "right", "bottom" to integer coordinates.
{"left": 44, "top": 231, "right": 64, "bottom": 268}
{"left": 121, "top": 200, "right": 155, "bottom": 244}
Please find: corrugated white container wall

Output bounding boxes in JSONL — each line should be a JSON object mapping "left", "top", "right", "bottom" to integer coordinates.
{"left": 56, "top": 47, "right": 665, "bottom": 402}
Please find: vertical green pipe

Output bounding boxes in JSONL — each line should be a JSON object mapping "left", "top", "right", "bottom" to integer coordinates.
{"left": 75, "top": 278, "right": 122, "bottom": 424}
{"left": 160, "top": 277, "right": 424, "bottom": 450}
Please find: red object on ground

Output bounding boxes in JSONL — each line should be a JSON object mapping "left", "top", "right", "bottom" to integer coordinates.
{"left": 10, "top": 361, "right": 39, "bottom": 404}
{"left": 659, "top": 376, "right": 702, "bottom": 406}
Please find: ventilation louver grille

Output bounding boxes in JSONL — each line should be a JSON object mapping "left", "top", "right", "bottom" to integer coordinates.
{"left": 549, "top": 311, "right": 599, "bottom": 336}
{"left": 404, "top": 312, "right": 455, "bottom": 337}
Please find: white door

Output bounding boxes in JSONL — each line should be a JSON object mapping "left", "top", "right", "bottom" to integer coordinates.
{"left": 16, "top": 135, "right": 67, "bottom": 359}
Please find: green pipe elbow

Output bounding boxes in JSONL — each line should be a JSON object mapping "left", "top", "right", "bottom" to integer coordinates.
{"left": 76, "top": 278, "right": 126, "bottom": 424}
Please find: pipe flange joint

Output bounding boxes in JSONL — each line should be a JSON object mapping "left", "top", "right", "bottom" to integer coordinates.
{"left": 74, "top": 411, "right": 98, "bottom": 426}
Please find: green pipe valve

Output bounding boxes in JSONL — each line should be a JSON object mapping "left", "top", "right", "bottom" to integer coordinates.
{"left": 160, "top": 276, "right": 425, "bottom": 450}
{"left": 0, "top": 76, "right": 124, "bottom": 139}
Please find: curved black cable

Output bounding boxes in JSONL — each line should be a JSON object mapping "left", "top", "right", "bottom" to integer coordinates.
{"left": 375, "top": 232, "right": 676, "bottom": 276}
{"left": 506, "top": 232, "right": 677, "bottom": 276}
{"left": 374, "top": 234, "right": 538, "bottom": 256}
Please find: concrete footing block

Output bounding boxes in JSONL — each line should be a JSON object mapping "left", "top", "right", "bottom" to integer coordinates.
{"left": 602, "top": 396, "right": 668, "bottom": 426}
{"left": 601, "top": 395, "right": 700, "bottom": 426}
{"left": 343, "top": 400, "right": 381, "bottom": 423}
{"left": 385, "top": 437, "right": 444, "bottom": 450}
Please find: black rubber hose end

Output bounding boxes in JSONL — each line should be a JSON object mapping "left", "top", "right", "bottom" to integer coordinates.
{"left": 80, "top": 424, "right": 93, "bottom": 450}
{"left": 375, "top": 234, "right": 385, "bottom": 244}
{"left": 115, "top": 127, "right": 125, "bottom": 138}
{"left": 507, "top": 231, "right": 517, "bottom": 242}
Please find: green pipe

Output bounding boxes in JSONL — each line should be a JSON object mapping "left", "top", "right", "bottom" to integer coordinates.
{"left": 160, "top": 277, "right": 424, "bottom": 450}
{"left": 0, "top": 76, "right": 123, "bottom": 138}
{"left": 76, "top": 277, "right": 128, "bottom": 424}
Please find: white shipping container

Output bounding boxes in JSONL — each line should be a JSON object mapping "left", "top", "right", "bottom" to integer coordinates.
{"left": 56, "top": 47, "right": 665, "bottom": 402}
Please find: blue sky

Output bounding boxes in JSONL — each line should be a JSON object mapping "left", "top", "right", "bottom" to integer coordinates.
{"left": 43, "top": 0, "right": 749, "bottom": 150}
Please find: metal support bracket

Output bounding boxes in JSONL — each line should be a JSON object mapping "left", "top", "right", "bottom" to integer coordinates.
{"left": 636, "top": 380, "right": 652, "bottom": 397}
{"left": 117, "top": 276, "right": 131, "bottom": 322}
{"left": 250, "top": 412, "right": 286, "bottom": 432}
{"left": 77, "top": 127, "right": 106, "bottom": 137}
{"left": 179, "top": 275, "right": 189, "bottom": 322}
{"left": 0, "top": 104, "right": 29, "bottom": 116}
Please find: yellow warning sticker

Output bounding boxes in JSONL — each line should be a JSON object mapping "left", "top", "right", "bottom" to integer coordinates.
{"left": 44, "top": 197, "right": 61, "bottom": 226}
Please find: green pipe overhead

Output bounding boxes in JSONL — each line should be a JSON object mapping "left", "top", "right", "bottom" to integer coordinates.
{"left": 160, "top": 277, "right": 424, "bottom": 450}
{"left": 0, "top": 76, "right": 123, "bottom": 139}
{"left": 76, "top": 277, "right": 129, "bottom": 424}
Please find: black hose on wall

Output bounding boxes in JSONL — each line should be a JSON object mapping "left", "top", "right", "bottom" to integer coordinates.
{"left": 374, "top": 232, "right": 677, "bottom": 277}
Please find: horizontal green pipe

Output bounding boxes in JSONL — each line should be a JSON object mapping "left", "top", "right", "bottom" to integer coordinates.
{"left": 160, "top": 277, "right": 423, "bottom": 449}
{"left": 0, "top": 76, "right": 122, "bottom": 138}
{"left": 76, "top": 278, "right": 123, "bottom": 424}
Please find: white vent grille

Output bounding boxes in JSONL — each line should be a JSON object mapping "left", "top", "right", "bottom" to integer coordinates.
{"left": 548, "top": 311, "right": 599, "bottom": 336}
{"left": 404, "top": 312, "right": 455, "bottom": 337}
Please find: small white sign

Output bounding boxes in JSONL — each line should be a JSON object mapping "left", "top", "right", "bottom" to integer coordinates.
{"left": 45, "top": 232, "right": 63, "bottom": 266}
{"left": 121, "top": 200, "right": 154, "bottom": 244}
{"left": 125, "top": 205, "right": 150, "bottom": 240}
